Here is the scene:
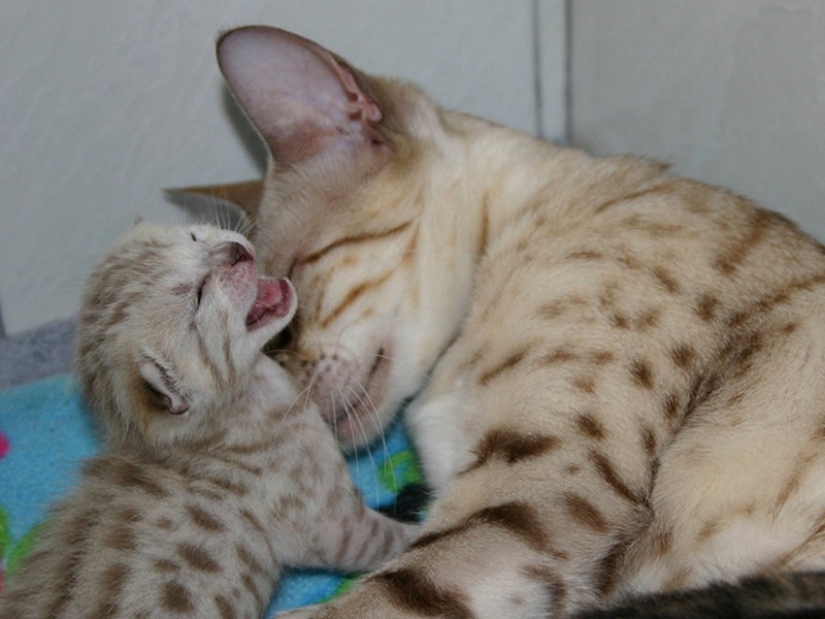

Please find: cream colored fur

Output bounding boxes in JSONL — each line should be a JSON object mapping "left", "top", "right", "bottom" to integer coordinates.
{"left": 207, "top": 26, "right": 825, "bottom": 618}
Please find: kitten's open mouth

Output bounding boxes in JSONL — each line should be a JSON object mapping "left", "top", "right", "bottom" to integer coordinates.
{"left": 246, "top": 277, "right": 293, "bottom": 330}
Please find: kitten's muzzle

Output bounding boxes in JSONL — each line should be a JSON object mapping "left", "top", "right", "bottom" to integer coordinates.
{"left": 212, "top": 240, "right": 255, "bottom": 267}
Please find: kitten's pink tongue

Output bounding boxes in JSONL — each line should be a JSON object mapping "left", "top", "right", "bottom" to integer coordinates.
{"left": 246, "top": 277, "right": 292, "bottom": 328}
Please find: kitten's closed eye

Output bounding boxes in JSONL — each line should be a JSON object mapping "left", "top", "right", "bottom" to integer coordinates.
{"left": 195, "top": 280, "right": 205, "bottom": 309}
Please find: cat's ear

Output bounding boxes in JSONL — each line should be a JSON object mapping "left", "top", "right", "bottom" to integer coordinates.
{"left": 136, "top": 352, "right": 190, "bottom": 415}
{"left": 216, "top": 26, "right": 391, "bottom": 170}
{"left": 165, "top": 180, "right": 263, "bottom": 221}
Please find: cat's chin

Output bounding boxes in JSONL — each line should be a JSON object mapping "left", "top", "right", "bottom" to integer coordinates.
{"left": 332, "top": 347, "right": 393, "bottom": 449}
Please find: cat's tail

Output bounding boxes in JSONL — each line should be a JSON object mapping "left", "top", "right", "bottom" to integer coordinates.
{"left": 576, "top": 571, "right": 825, "bottom": 619}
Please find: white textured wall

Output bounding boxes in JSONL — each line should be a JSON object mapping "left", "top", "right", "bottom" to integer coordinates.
{"left": 0, "top": 1, "right": 566, "bottom": 335}
{"left": 570, "top": 0, "right": 825, "bottom": 242}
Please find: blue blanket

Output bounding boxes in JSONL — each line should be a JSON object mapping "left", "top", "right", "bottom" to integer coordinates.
{"left": 0, "top": 373, "right": 425, "bottom": 615}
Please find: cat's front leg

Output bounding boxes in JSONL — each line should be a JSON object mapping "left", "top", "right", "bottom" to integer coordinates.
{"left": 405, "top": 389, "right": 477, "bottom": 491}
{"left": 276, "top": 526, "right": 574, "bottom": 619}
{"left": 276, "top": 474, "right": 613, "bottom": 619}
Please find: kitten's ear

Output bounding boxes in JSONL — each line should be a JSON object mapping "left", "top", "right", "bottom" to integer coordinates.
{"left": 165, "top": 180, "right": 263, "bottom": 221}
{"left": 136, "top": 352, "right": 190, "bottom": 415}
{"left": 217, "top": 26, "right": 391, "bottom": 169}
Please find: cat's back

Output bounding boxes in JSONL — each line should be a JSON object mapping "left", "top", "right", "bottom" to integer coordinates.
{"left": 424, "top": 151, "right": 825, "bottom": 496}
{"left": 471, "top": 154, "right": 825, "bottom": 352}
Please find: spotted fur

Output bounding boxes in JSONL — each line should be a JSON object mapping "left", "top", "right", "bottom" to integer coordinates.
{"left": 201, "top": 26, "right": 825, "bottom": 618}
{"left": 0, "top": 223, "right": 416, "bottom": 619}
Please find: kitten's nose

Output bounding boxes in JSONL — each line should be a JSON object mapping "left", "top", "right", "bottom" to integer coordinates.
{"left": 229, "top": 242, "right": 254, "bottom": 265}
{"left": 214, "top": 241, "right": 254, "bottom": 266}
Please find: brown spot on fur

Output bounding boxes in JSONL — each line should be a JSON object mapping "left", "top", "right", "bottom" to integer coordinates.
{"left": 774, "top": 453, "right": 816, "bottom": 512}
{"left": 302, "top": 221, "right": 413, "bottom": 266}
{"left": 781, "top": 322, "right": 799, "bottom": 335}
{"left": 663, "top": 392, "right": 681, "bottom": 420}
{"left": 650, "top": 527, "right": 673, "bottom": 558}
{"left": 371, "top": 568, "right": 475, "bottom": 619}
{"left": 466, "top": 428, "right": 559, "bottom": 472}
{"left": 573, "top": 375, "right": 597, "bottom": 394}
{"left": 479, "top": 347, "right": 530, "bottom": 385}
{"left": 239, "top": 508, "right": 277, "bottom": 562}
{"left": 537, "top": 347, "right": 578, "bottom": 366}
{"left": 576, "top": 413, "right": 606, "bottom": 440}
{"left": 185, "top": 504, "right": 226, "bottom": 533}
{"left": 671, "top": 344, "right": 697, "bottom": 370}
{"left": 633, "top": 308, "right": 661, "bottom": 331}
{"left": 567, "top": 249, "right": 604, "bottom": 261}
{"left": 113, "top": 460, "right": 169, "bottom": 499}
{"left": 320, "top": 269, "right": 394, "bottom": 329}
{"left": 589, "top": 450, "right": 644, "bottom": 504}
{"left": 564, "top": 493, "right": 609, "bottom": 532}
{"left": 590, "top": 350, "right": 615, "bottom": 366}
{"left": 214, "top": 595, "right": 234, "bottom": 619}
{"left": 652, "top": 267, "right": 680, "bottom": 294}
{"left": 237, "top": 544, "right": 266, "bottom": 575}
{"left": 610, "top": 312, "right": 630, "bottom": 329}
{"left": 242, "top": 573, "right": 264, "bottom": 606}
{"left": 479, "top": 193, "right": 490, "bottom": 257}
{"left": 698, "top": 518, "right": 720, "bottom": 542}
{"left": 410, "top": 502, "right": 553, "bottom": 555}
{"left": 713, "top": 207, "right": 772, "bottom": 275}
{"left": 597, "top": 536, "right": 634, "bottom": 595}
{"left": 536, "top": 295, "right": 590, "bottom": 321}
{"left": 161, "top": 581, "right": 195, "bottom": 614}
{"left": 726, "top": 310, "right": 748, "bottom": 328}
{"left": 642, "top": 425, "right": 658, "bottom": 458}
{"left": 156, "top": 516, "right": 175, "bottom": 530}
{"left": 595, "top": 184, "right": 670, "bottom": 214}
{"left": 630, "top": 359, "right": 654, "bottom": 389}
{"left": 178, "top": 542, "right": 221, "bottom": 572}
{"left": 470, "top": 502, "right": 550, "bottom": 552}
{"left": 617, "top": 252, "right": 642, "bottom": 271}
{"left": 524, "top": 565, "right": 568, "bottom": 616}
{"left": 104, "top": 523, "right": 137, "bottom": 551}
{"left": 207, "top": 477, "right": 250, "bottom": 498}
{"left": 695, "top": 293, "right": 720, "bottom": 322}
{"left": 100, "top": 562, "right": 130, "bottom": 600}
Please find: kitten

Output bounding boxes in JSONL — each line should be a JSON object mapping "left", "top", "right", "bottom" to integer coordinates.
{"left": 0, "top": 223, "right": 417, "bottom": 619}
{"left": 196, "top": 26, "right": 825, "bottom": 619}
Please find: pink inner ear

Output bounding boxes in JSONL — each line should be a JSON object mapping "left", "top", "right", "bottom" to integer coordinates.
{"left": 217, "top": 26, "right": 382, "bottom": 163}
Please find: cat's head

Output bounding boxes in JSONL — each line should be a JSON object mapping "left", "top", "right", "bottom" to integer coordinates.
{"left": 196, "top": 27, "right": 488, "bottom": 451}
{"left": 76, "top": 222, "right": 296, "bottom": 449}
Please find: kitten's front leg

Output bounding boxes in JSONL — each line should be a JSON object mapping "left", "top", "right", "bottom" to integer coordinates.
{"left": 289, "top": 411, "right": 422, "bottom": 573}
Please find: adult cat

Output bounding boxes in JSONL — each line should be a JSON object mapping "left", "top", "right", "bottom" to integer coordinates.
{"left": 194, "top": 26, "right": 825, "bottom": 618}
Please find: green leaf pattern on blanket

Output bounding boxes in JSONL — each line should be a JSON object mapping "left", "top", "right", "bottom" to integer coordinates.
{"left": 1, "top": 505, "right": 42, "bottom": 592}
{"left": 379, "top": 449, "right": 423, "bottom": 493}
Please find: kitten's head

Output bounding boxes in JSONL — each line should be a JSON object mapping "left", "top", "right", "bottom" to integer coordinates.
{"left": 202, "top": 27, "right": 484, "bottom": 451}
{"left": 76, "top": 223, "right": 296, "bottom": 449}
